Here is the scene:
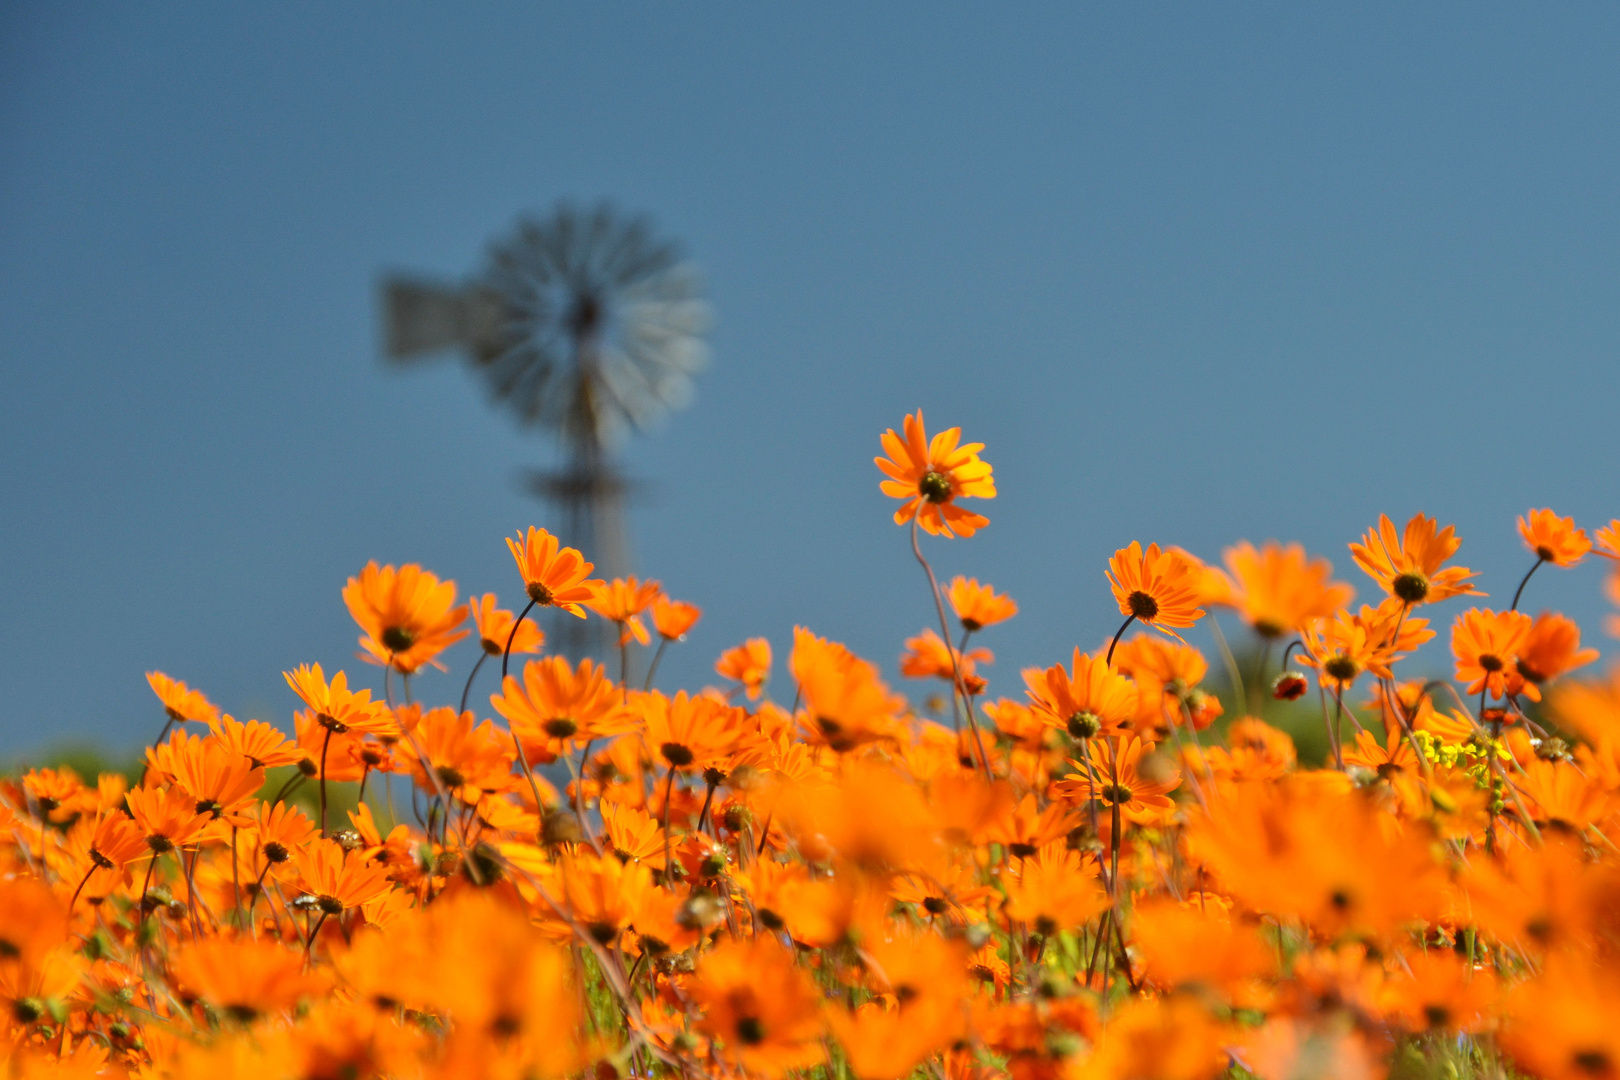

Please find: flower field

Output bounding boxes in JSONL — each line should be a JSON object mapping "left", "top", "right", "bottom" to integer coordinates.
{"left": 6, "top": 409, "right": 1620, "bottom": 1080}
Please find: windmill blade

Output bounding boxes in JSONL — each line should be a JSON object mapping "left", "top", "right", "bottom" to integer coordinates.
{"left": 379, "top": 277, "right": 510, "bottom": 363}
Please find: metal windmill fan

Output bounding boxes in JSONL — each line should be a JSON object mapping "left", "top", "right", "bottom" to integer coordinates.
{"left": 381, "top": 203, "right": 711, "bottom": 654}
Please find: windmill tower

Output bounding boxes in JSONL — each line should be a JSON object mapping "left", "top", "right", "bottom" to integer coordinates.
{"left": 381, "top": 203, "right": 711, "bottom": 656}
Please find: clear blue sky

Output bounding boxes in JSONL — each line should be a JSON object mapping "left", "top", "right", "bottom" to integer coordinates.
{"left": 3, "top": 4, "right": 1617, "bottom": 755}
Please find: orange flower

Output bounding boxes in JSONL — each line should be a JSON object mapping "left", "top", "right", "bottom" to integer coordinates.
{"left": 585, "top": 576, "right": 662, "bottom": 645}
{"left": 1212, "top": 540, "right": 1353, "bottom": 638}
{"left": 146, "top": 671, "right": 220, "bottom": 725}
{"left": 1299, "top": 603, "right": 1425, "bottom": 689}
{"left": 651, "top": 596, "right": 702, "bottom": 640}
{"left": 947, "top": 577, "right": 1017, "bottom": 631}
{"left": 1053, "top": 734, "right": 1180, "bottom": 824}
{"left": 1106, "top": 542, "right": 1206, "bottom": 639}
{"left": 1003, "top": 842, "right": 1108, "bottom": 934}
{"left": 793, "top": 631, "right": 905, "bottom": 752}
{"left": 716, "top": 638, "right": 772, "bottom": 700}
{"left": 506, "top": 526, "right": 604, "bottom": 618}
{"left": 395, "top": 707, "right": 515, "bottom": 798}
{"left": 1517, "top": 612, "right": 1599, "bottom": 688}
{"left": 1023, "top": 648, "right": 1138, "bottom": 740}
{"left": 1452, "top": 608, "right": 1533, "bottom": 701}
{"left": 283, "top": 664, "right": 396, "bottom": 736}
{"left": 1349, "top": 512, "right": 1481, "bottom": 606}
{"left": 172, "top": 938, "right": 323, "bottom": 1022}
{"left": 249, "top": 800, "right": 316, "bottom": 866}
{"left": 1500, "top": 955, "right": 1620, "bottom": 1080}
{"left": 491, "top": 656, "right": 637, "bottom": 762}
{"left": 469, "top": 593, "right": 544, "bottom": 657}
{"left": 125, "top": 784, "right": 210, "bottom": 853}
{"left": 690, "top": 937, "right": 825, "bottom": 1076}
{"left": 899, "top": 628, "right": 990, "bottom": 690}
{"left": 874, "top": 410, "right": 996, "bottom": 538}
{"left": 639, "top": 690, "right": 743, "bottom": 771}
{"left": 1595, "top": 519, "right": 1620, "bottom": 560}
{"left": 207, "top": 714, "right": 303, "bottom": 769}
{"left": 84, "top": 812, "right": 148, "bottom": 871}
{"left": 294, "top": 839, "right": 393, "bottom": 915}
{"left": 169, "top": 735, "right": 265, "bottom": 824}
{"left": 1519, "top": 508, "right": 1591, "bottom": 567}
{"left": 343, "top": 562, "right": 469, "bottom": 674}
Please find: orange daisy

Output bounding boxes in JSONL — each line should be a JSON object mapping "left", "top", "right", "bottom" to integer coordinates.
{"left": 1349, "top": 512, "right": 1481, "bottom": 606}
{"left": 947, "top": 576, "right": 1018, "bottom": 632}
{"left": 283, "top": 664, "right": 396, "bottom": 736}
{"left": 1451, "top": 608, "right": 1533, "bottom": 702}
{"left": 1594, "top": 519, "right": 1620, "bottom": 560}
{"left": 506, "top": 526, "right": 605, "bottom": 618}
{"left": 1105, "top": 542, "right": 1206, "bottom": 641}
{"left": 491, "top": 656, "right": 637, "bottom": 762}
{"left": 651, "top": 596, "right": 702, "bottom": 640}
{"left": 469, "top": 593, "right": 544, "bottom": 657}
{"left": 1519, "top": 508, "right": 1591, "bottom": 568}
{"left": 715, "top": 638, "right": 772, "bottom": 701}
{"left": 1213, "top": 540, "right": 1353, "bottom": 638}
{"left": 899, "top": 628, "right": 991, "bottom": 691}
{"left": 1023, "top": 648, "right": 1139, "bottom": 740}
{"left": 146, "top": 672, "right": 220, "bottom": 726}
{"left": 874, "top": 410, "right": 996, "bottom": 538}
{"left": 585, "top": 576, "right": 662, "bottom": 645}
{"left": 343, "top": 562, "right": 470, "bottom": 674}
{"left": 1516, "top": 612, "right": 1599, "bottom": 689}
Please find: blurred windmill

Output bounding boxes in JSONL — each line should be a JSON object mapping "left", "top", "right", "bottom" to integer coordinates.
{"left": 381, "top": 203, "right": 711, "bottom": 655}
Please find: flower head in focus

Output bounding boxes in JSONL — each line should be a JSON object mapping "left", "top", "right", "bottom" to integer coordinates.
{"left": 1106, "top": 543, "right": 1206, "bottom": 641}
{"left": 875, "top": 411, "right": 995, "bottom": 538}
{"left": 1350, "top": 513, "right": 1481, "bottom": 606}
{"left": 343, "top": 562, "right": 469, "bottom": 674}
{"left": 1519, "top": 509, "right": 1591, "bottom": 568}
{"left": 506, "top": 527, "right": 605, "bottom": 618}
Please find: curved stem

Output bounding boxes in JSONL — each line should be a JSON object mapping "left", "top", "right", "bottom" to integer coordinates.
{"left": 318, "top": 727, "right": 334, "bottom": 838}
{"left": 270, "top": 772, "right": 305, "bottom": 807}
{"left": 643, "top": 638, "right": 670, "bottom": 692}
{"left": 1105, "top": 614, "right": 1136, "bottom": 667}
{"left": 909, "top": 519, "right": 992, "bottom": 780}
{"left": 66, "top": 865, "right": 96, "bottom": 922}
{"left": 661, "top": 769, "right": 677, "bottom": 881}
{"left": 1510, "top": 557, "right": 1546, "bottom": 612}
{"left": 502, "top": 599, "right": 538, "bottom": 681}
{"left": 459, "top": 652, "right": 489, "bottom": 715}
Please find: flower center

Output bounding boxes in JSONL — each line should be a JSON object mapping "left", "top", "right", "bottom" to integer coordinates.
{"left": 543, "top": 717, "right": 578, "bottom": 739}
{"left": 381, "top": 626, "right": 416, "bottom": 652}
{"left": 1067, "top": 712, "right": 1101, "bottom": 740}
{"left": 1478, "top": 654, "right": 1503, "bottom": 673}
{"left": 526, "top": 581, "right": 555, "bottom": 605}
{"left": 1101, "top": 783, "right": 1133, "bottom": 805}
{"left": 735, "top": 1016, "right": 766, "bottom": 1046}
{"left": 1323, "top": 655, "right": 1359, "bottom": 683}
{"left": 661, "top": 742, "right": 695, "bottom": 767}
{"left": 1392, "top": 572, "right": 1430, "bottom": 604}
{"left": 918, "top": 471, "right": 952, "bottom": 503}
{"left": 1127, "top": 591, "right": 1159, "bottom": 620}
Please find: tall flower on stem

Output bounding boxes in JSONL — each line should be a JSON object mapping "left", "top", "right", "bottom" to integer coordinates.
{"left": 1512, "top": 509, "right": 1591, "bottom": 611}
{"left": 343, "top": 562, "right": 470, "bottom": 676}
{"left": 1105, "top": 543, "right": 1207, "bottom": 656}
{"left": 586, "top": 576, "right": 663, "bottom": 689}
{"left": 283, "top": 664, "right": 395, "bottom": 836}
{"left": 876, "top": 411, "right": 997, "bottom": 779}
{"left": 875, "top": 410, "right": 996, "bottom": 538}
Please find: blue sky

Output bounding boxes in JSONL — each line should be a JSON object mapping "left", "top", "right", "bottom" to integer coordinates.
{"left": 2, "top": 4, "right": 1617, "bottom": 755}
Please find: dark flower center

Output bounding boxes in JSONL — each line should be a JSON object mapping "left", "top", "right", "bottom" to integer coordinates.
{"left": 1324, "top": 656, "right": 1359, "bottom": 683}
{"left": 543, "top": 717, "right": 578, "bottom": 739}
{"left": 1067, "top": 712, "right": 1101, "bottom": 740}
{"left": 1478, "top": 654, "right": 1503, "bottom": 673}
{"left": 381, "top": 626, "right": 416, "bottom": 653}
{"left": 661, "top": 742, "right": 695, "bottom": 767}
{"left": 918, "top": 471, "right": 952, "bottom": 503}
{"left": 735, "top": 1016, "right": 766, "bottom": 1046}
{"left": 526, "top": 581, "right": 555, "bottom": 605}
{"left": 1127, "top": 591, "right": 1159, "bottom": 620}
{"left": 1392, "top": 572, "right": 1429, "bottom": 604}
{"left": 1101, "top": 783, "right": 1133, "bottom": 805}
